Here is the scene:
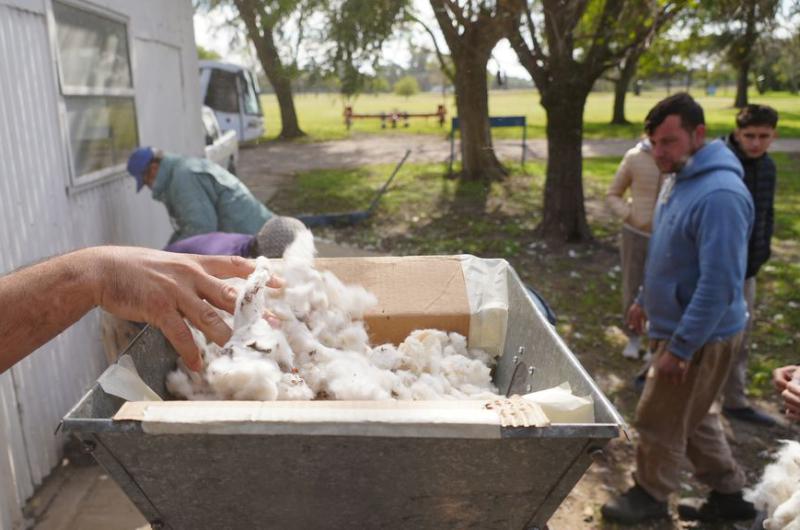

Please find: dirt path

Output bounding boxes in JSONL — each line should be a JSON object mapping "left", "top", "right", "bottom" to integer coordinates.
{"left": 239, "top": 133, "right": 800, "bottom": 203}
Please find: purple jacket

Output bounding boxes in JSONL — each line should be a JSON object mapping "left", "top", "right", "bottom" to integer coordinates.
{"left": 164, "top": 232, "right": 254, "bottom": 257}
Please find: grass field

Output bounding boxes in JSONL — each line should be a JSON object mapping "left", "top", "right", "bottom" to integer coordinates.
{"left": 269, "top": 152, "right": 800, "bottom": 400}
{"left": 260, "top": 89, "right": 800, "bottom": 142}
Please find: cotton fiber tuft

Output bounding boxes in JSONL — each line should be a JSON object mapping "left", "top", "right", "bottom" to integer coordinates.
{"left": 746, "top": 440, "right": 800, "bottom": 530}
{"left": 166, "top": 230, "right": 499, "bottom": 401}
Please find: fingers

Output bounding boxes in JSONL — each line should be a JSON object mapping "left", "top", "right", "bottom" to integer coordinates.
{"left": 158, "top": 311, "right": 203, "bottom": 372}
{"left": 198, "top": 255, "right": 255, "bottom": 280}
{"left": 195, "top": 274, "right": 240, "bottom": 315}
{"left": 783, "top": 383, "right": 800, "bottom": 409}
{"left": 178, "top": 293, "right": 233, "bottom": 347}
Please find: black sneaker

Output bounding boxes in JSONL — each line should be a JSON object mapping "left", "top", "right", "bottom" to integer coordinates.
{"left": 601, "top": 484, "right": 669, "bottom": 525}
{"left": 723, "top": 406, "right": 777, "bottom": 426}
{"left": 678, "top": 490, "right": 757, "bottom": 522}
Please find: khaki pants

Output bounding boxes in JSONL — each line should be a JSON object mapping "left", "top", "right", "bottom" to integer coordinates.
{"left": 722, "top": 277, "right": 757, "bottom": 409}
{"left": 634, "top": 333, "right": 746, "bottom": 501}
{"left": 620, "top": 224, "right": 649, "bottom": 336}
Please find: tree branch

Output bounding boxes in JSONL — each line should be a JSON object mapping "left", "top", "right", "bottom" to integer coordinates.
{"left": 430, "top": 0, "right": 459, "bottom": 50}
{"left": 408, "top": 11, "right": 455, "bottom": 81}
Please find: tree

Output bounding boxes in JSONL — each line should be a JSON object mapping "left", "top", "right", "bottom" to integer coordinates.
{"left": 228, "top": 0, "right": 309, "bottom": 139}
{"left": 428, "top": 0, "right": 524, "bottom": 182}
{"left": 697, "top": 0, "right": 780, "bottom": 108}
{"left": 197, "top": 45, "right": 222, "bottom": 60}
{"left": 508, "top": 1, "right": 687, "bottom": 241}
{"left": 324, "top": 0, "right": 410, "bottom": 99}
{"left": 636, "top": 35, "right": 694, "bottom": 94}
{"left": 608, "top": 10, "right": 680, "bottom": 124}
{"left": 394, "top": 75, "right": 420, "bottom": 97}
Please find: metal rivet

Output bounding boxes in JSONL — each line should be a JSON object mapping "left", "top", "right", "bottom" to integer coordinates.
{"left": 528, "top": 366, "right": 535, "bottom": 375}
{"left": 588, "top": 447, "right": 605, "bottom": 462}
{"left": 81, "top": 440, "right": 96, "bottom": 454}
{"left": 517, "top": 346, "right": 525, "bottom": 355}
{"left": 512, "top": 355, "right": 519, "bottom": 364}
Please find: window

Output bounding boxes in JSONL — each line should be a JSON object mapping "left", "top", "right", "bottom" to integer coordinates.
{"left": 205, "top": 69, "right": 239, "bottom": 114}
{"left": 52, "top": 1, "right": 138, "bottom": 185}
{"left": 241, "top": 72, "right": 261, "bottom": 116}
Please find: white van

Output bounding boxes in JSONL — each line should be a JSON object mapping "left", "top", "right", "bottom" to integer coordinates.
{"left": 199, "top": 60, "right": 265, "bottom": 142}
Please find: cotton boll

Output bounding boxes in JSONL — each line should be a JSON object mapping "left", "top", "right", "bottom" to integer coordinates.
{"left": 206, "top": 355, "right": 282, "bottom": 401}
{"left": 767, "top": 490, "right": 800, "bottom": 530}
{"left": 320, "top": 271, "right": 377, "bottom": 318}
{"left": 283, "top": 228, "right": 316, "bottom": 264}
{"left": 447, "top": 332, "right": 468, "bottom": 356}
{"left": 333, "top": 323, "right": 371, "bottom": 354}
{"left": 277, "top": 372, "right": 315, "bottom": 400}
{"left": 322, "top": 357, "right": 394, "bottom": 401}
{"left": 441, "top": 355, "right": 494, "bottom": 393}
{"left": 233, "top": 257, "right": 273, "bottom": 330}
{"left": 166, "top": 368, "right": 200, "bottom": 400}
{"left": 370, "top": 344, "right": 401, "bottom": 371}
{"left": 408, "top": 373, "right": 450, "bottom": 400}
{"left": 747, "top": 441, "right": 800, "bottom": 524}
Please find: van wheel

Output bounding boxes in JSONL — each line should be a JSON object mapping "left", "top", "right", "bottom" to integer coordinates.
{"left": 227, "top": 157, "right": 236, "bottom": 175}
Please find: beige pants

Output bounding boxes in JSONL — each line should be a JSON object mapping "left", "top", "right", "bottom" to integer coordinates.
{"left": 634, "top": 333, "right": 746, "bottom": 501}
{"left": 620, "top": 224, "right": 649, "bottom": 335}
{"left": 722, "top": 277, "right": 757, "bottom": 409}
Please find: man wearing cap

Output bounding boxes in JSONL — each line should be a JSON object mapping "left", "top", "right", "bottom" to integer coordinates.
{"left": 127, "top": 147, "right": 273, "bottom": 243}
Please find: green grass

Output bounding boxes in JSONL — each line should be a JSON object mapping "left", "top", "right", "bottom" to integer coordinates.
{"left": 261, "top": 89, "right": 800, "bottom": 142}
{"left": 270, "top": 153, "right": 800, "bottom": 401}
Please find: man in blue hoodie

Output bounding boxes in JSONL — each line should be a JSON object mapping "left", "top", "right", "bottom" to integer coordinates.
{"left": 602, "top": 93, "right": 756, "bottom": 525}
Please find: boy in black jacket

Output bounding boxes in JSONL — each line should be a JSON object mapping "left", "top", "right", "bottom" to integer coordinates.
{"left": 722, "top": 104, "right": 779, "bottom": 426}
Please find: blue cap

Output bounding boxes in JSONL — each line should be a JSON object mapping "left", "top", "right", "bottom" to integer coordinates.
{"left": 127, "top": 146, "right": 154, "bottom": 192}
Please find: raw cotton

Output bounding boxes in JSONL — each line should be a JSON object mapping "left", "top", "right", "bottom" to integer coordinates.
{"left": 746, "top": 440, "right": 800, "bottom": 530}
{"left": 166, "top": 230, "right": 500, "bottom": 401}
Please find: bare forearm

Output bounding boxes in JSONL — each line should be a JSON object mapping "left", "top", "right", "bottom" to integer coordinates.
{"left": 0, "top": 249, "right": 99, "bottom": 373}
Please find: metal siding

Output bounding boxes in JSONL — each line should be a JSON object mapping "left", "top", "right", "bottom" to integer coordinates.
{"left": 0, "top": 0, "right": 202, "bottom": 524}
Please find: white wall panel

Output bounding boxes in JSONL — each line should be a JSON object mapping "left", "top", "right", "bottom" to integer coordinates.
{"left": 0, "top": 0, "right": 202, "bottom": 525}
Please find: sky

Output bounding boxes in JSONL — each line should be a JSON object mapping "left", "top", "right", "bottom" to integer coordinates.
{"left": 193, "top": 0, "right": 800, "bottom": 81}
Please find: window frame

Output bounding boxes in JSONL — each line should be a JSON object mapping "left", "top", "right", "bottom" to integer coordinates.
{"left": 46, "top": 0, "right": 139, "bottom": 191}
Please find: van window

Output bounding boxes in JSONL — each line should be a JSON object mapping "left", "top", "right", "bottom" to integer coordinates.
{"left": 241, "top": 72, "right": 261, "bottom": 116}
{"left": 205, "top": 69, "right": 239, "bottom": 113}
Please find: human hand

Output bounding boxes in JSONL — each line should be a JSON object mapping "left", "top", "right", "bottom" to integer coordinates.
{"left": 782, "top": 380, "right": 800, "bottom": 421}
{"left": 89, "top": 247, "right": 267, "bottom": 371}
{"left": 655, "top": 350, "right": 689, "bottom": 385}
{"left": 626, "top": 303, "right": 647, "bottom": 336}
{"left": 773, "top": 365, "right": 798, "bottom": 392}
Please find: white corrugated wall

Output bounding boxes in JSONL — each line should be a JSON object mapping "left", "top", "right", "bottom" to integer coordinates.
{"left": 0, "top": 1, "right": 203, "bottom": 527}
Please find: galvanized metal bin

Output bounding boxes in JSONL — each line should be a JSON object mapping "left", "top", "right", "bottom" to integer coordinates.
{"left": 63, "top": 261, "right": 624, "bottom": 530}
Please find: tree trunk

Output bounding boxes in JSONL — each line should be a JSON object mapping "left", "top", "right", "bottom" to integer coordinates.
{"left": 269, "top": 68, "right": 305, "bottom": 139}
{"left": 453, "top": 52, "right": 506, "bottom": 181}
{"left": 733, "top": 0, "right": 757, "bottom": 109}
{"left": 235, "top": 0, "right": 305, "bottom": 139}
{"left": 539, "top": 86, "right": 592, "bottom": 242}
{"left": 611, "top": 58, "right": 638, "bottom": 124}
{"left": 734, "top": 60, "right": 750, "bottom": 108}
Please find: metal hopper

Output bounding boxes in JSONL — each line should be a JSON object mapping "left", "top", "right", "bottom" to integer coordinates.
{"left": 63, "top": 258, "right": 624, "bottom": 530}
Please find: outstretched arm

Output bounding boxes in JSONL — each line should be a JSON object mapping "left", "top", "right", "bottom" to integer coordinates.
{"left": 0, "top": 247, "right": 256, "bottom": 374}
